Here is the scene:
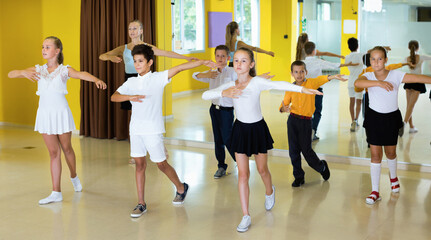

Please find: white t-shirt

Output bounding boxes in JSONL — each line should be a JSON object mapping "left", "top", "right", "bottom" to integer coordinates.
{"left": 303, "top": 56, "right": 340, "bottom": 79}
{"left": 345, "top": 52, "right": 364, "bottom": 88}
{"left": 192, "top": 66, "right": 237, "bottom": 107}
{"left": 363, "top": 70, "right": 406, "bottom": 113}
{"left": 116, "top": 71, "right": 171, "bottom": 135}
{"left": 202, "top": 77, "right": 303, "bottom": 123}
{"left": 406, "top": 55, "right": 431, "bottom": 74}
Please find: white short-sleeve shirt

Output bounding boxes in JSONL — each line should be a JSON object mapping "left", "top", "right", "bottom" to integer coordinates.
{"left": 345, "top": 52, "right": 364, "bottom": 88}
{"left": 116, "top": 71, "right": 171, "bottom": 135}
{"left": 192, "top": 66, "right": 237, "bottom": 107}
{"left": 303, "top": 56, "right": 340, "bottom": 79}
{"left": 363, "top": 70, "right": 406, "bottom": 113}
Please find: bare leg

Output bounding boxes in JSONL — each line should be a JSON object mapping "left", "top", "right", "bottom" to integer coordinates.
{"left": 404, "top": 89, "right": 420, "bottom": 128}
{"left": 58, "top": 132, "right": 77, "bottom": 178}
{"left": 236, "top": 153, "right": 250, "bottom": 216}
{"left": 355, "top": 99, "right": 362, "bottom": 121}
{"left": 134, "top": 157, "right": 147, "bottom": 205}
{"left": 349, "top": 97, "right": 355, "bottom": 121}
{"left": 157, "top": 160, "right": 184, "bottom": 193}
{"left": 370, "top": 145, "right": 383, "bottom": 164}
{"left": 254, "top": 154, "right": 273, "bottom": 195}
{"left": 42, "top": 134, "right": 62, "bottom": 192}
{"left": 383, "top": 145, "right": 397, "bottom": 160}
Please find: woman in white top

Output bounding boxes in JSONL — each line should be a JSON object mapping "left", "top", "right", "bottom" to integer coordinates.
{"left": 8, "top": 36, "right": 106, "bottom": 205}
{"left": 401, "top": 40, "right": 431, "bottom": 135}
{"left": 225, "top": 21, "right": 274, "bottom": 67}
{"left": 203, "top": 47, "right": 321, "bottom": 232}
{"left": 355, "top": 46, "right": 431, "bottom": 205}
{"left": 99, "top": 19, "right": 197, "bottom": 110}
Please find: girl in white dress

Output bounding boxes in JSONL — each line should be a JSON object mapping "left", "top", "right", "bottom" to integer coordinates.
{"left": 8, "top": 36, "right": 107, "bottom": 204}
{"left": 203, "top": 47, "right": 321, "bottom": 232}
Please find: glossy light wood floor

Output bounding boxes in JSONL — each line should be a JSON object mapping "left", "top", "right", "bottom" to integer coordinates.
{"left": 166, "top": 81, "right": 431, "bottom": 166}
{"left": 1, "top": 125, "right": 431, "bottom": 239}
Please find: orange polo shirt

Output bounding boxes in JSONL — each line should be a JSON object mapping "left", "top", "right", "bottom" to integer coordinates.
{"left": 279, "top": 75, "right": 329, "bottom": 117}
{"left": 354, "top": 63, "right": 404, "bottom": 92}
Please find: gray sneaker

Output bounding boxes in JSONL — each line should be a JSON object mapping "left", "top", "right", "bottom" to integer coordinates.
{"left": 172, "top": 183, "right": 189, "bottom": 204}
{"left": 214, "top": 167, "right": 226, "bottom": 179}
{"left": 130, "top": 203, "right": 147, "bottom": 218}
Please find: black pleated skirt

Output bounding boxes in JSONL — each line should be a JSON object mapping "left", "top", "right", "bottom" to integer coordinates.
{"left": 403, "top": 83, "right": 426, "bottom": 94}
{"left": 121, "top": 73, "right": 139, "bottom": 110}
{"left": 363, "top": 108, "right": 403, "bottom": 146}
{"left": 231, "top": 119, "right": 274, "bottom": 157}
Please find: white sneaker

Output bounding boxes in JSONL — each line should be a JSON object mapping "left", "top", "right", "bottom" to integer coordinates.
{"left": 39, "top": 191, "right": 63, "bottom": 205}
{"left": 237, "top": 215, "right": 251, "bottom": 232}
{"left": 71, "top": 176, "right": 83, "bottom": 192}
{"left": 409, "top": 127, "right": 418, "bottom": 134}
{"left": 265, "top": 185, "right": 275, "bottom": 211}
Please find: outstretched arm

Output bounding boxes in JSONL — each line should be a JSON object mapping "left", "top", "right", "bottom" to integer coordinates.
{"left": 316, "top": 50, "right": 344, "bottom": 59}
{"left": 355, "top": 75, "right": 393, "bottom": 91}
{"left": 8, "top": 67, "right": 39, "bottom": 82}
{"left": 328, "top": 74, "right": 348, "bottom": 82}
{"left": 237, "top": 41, "right": 275, "bottom": 57}
{"left": 111, "top": 91, "right": 146, "bottom": 103}
{"left": 340, "top": 62, "right": 359, "bottom": 67}
{"left": 68, "top": 67, "right": 107, "bottom": 89}
{"left": 402, "top": 73, "right": 431, "bottom": 84}
{"left": 150, "top": 44, "right": 199, "bottom": 61}
{"left": 168, "top": 60, "right": 216, "bottom": 79}
{"left": 99, "top": 45, "right": 124, "bottom": 63}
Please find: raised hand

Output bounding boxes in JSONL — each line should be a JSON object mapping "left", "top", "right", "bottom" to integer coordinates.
{"left": 208, "top": 70, "right": 219, "bottom": 79}
{"left": 130, "top": 95, "right": 146, "bottom": 102}
{"left": 22, "top": 70, "right": 40, "bottom": 82}
{"left": 301, "top": 87, "right": 323, "bottom": 95}
{"left": 258, "top": 72, "right": 275, "bottom": 79}
{"left": 222, "top": 86, "right": 243, "bottom": 99}
{"left": 280, "top": 101, "right": 291, "bottom": 113}
{"left": 330, "top": 74, "right": 348, "bottom": 82}
{"left": 95, "top": 80, "right": 107, "bottom": 89}
{"left": 377, "top": 81, "right": 394, "bottom": 91}
{"left": 110, "top": 56, "right": 122, "bottom": 63}
{"left": 187, "top": 56, "right": 200, "bottom": 61}
{"left": 267, "top": 51, "right": 275, "bottom": 57}
{"left": 203, "top": 60, "right": 217, "bottom": 69}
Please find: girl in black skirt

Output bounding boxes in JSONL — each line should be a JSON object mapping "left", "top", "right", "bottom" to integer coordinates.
{"left": 203, "top": 47, "right": 320, "bottom": 232}
{"left": 355, "top": 46, "right": 431, "bottom": 205}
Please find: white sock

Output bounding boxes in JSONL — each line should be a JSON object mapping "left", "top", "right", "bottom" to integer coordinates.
{"left": 387, "top": 158, "right": 397, "bottom": 179}
{"left": 51, "top": 191, "right": 62, "bottom": 197}
{"left": 71, "top": 175, "right": 83, "bottom": 192}
{"left": 370, "top": 163, "right": 381, "bottom": 192}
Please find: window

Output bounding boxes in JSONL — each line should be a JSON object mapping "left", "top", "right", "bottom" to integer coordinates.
{"left": 235, "top": 0, "right": 260, "bottom": 47}
{"left": 317, "top": 2, "right": 331, "bottom": 21}
{"left": 172, "top": 0, "right": 204, "bottom": 53}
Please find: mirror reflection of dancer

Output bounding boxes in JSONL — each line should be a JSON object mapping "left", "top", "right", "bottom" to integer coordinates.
{"left": 225, "top": 21, "right": 274, "bottom": 67}
{"left": 8, "top": 36, "right": 107, "bottom": 204}
{"left": 203, "top": 48, "right": 321, "bottom": 232}
{"left": 355, "top": 46, "right": 431, "bottom": 205}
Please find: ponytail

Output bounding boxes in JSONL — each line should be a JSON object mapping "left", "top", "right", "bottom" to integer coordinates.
{"left": 45, "top": 36, "right": 64, "bottom": 64}
{"left": 408, "top": 40, "right": 419, "bottom": 70}
{"left": 295, "top": 33, "right": 308, "bottom": 61}
{"left": 225, "top": 21, "right": 239, "bottom": 52}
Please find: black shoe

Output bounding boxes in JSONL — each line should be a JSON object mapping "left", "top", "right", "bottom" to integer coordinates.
{"left": 398, "top": 123, "right": 405, "bottom": 137}
{"left": 321, "top": 160, "right": 330, "bottom": 181}
{"left": 172, "top": 183, "right": 189, "bottom": 204}
{"left": 292, "top": 178, "right": 305, "bottom": 187}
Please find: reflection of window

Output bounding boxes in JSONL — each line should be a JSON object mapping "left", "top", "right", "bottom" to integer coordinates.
{"left": 235, "top": 0, "right": 260, "bottom": 47}
{"left": 317, "top": 2, "right": 331, "bottom": 21}
{"left": 172, "top": 0, "right": 204, "bottom": 53}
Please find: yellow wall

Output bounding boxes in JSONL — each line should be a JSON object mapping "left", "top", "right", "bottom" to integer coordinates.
{"left": 341, "top": 0, "right": 359, "bottom": 75}
{"left": 0, "top": 0, "right": 81, "bottom": 126}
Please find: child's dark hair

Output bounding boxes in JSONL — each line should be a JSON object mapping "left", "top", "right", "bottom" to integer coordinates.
{"left": 291, "top": 60, "right": 307, "bottom": 71}
{"left": 304, "top": 42, "right": 315, "bottom": 55}
{"left": 370, "top": 46, "right": 387, "bottom": 59}
{"left": 362, "top": 53, "right": 371, "bottom": 67}
{"left": 235, "top": 47, "right": 256, "bottom": 77}
{"left": 408, "top": 40, "right": 419, "bottom": 70}
{"left": 45, "top": 36, "right": 64, "bottom": 64}
{"left": 132, "top": 44, "right": 154, "bottom": 62}
{"left": 348, "top": 37, "right": 359, "bottom": 52}
{"left": 215, "top": 45, "right": 230, "bottom": 55}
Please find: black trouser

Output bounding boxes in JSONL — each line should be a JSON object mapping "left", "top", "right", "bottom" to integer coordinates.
{"left": 312, "top": 87, "right": 323, "bottom": 131}
{"left": 209, "top": 104, "right": 236, "bottom": 169}
{"left": 287, "top": 114, "right": 324, "bottom": 179}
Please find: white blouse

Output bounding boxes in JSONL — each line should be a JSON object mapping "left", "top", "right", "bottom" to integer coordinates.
{"left": 202, "top": 77, "right": 303, "bottom": 123}
{"left": 35, "top": 64, "right": 70, "bottom": 95}
{"left": 406, "top": 55, "right": 431, "bottom": 74}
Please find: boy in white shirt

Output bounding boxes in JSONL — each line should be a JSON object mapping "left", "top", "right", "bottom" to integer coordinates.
{"left": 192, "top": 45, "right": 237, "bottom": 178}
{"left": 111, "top": 44, "right": 215, "bottom": 218}
{"left": 345, "top": 38, "right": 365, "bottom": 132}
{"left": 303, "top": 42, "right": 357, "bottom": 140}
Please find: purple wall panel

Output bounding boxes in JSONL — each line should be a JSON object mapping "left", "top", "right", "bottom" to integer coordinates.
{"left": 208, "top": 12, "right": 233, "bottom": 48}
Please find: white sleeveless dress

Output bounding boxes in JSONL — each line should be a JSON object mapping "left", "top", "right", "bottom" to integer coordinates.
{"left": 34, "top": 64, "right": 76, "bottom": 134}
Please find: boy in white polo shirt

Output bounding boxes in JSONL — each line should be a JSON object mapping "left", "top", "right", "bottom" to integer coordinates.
{"left": 111, "top": 44, "right": 215, "bottom": 218}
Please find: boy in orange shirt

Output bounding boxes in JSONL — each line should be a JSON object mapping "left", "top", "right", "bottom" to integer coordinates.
{"left": 280, "top": 61, "right": 347, "bottom": 187}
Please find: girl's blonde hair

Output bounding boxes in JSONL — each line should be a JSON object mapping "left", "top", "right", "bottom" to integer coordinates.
{"left": 225, "top": 21, "right": 239, "bottom": 52}
{"left": 130, "top": 19, "right": 144, "bottom": 41}
{"left": 295, "top": 33, "right": 308, "bottom": 61}
{"left": 45, "top": 36, "right": 64, "bottom": 65}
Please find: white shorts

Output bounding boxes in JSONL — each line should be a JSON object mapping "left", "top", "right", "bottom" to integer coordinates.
{"left": 348, "top": 87, "right": 363, "bottom": 99}
{"left": 130, "top": 134, "right": 166, "bottom": 163}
